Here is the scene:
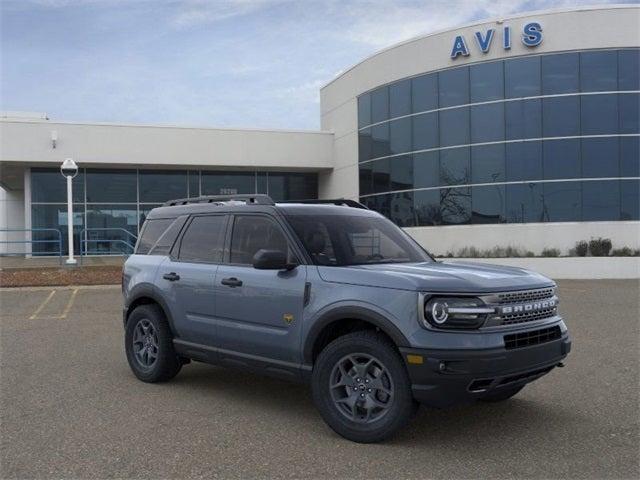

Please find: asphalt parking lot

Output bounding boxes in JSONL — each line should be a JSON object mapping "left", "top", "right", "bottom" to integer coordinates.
{"left": 1, "top": 280, "right": 638, "bottom": 479}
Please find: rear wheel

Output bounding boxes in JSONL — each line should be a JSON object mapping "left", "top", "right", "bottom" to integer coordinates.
{"left": 312, "top": 331, "right": 417, "bottom": 443}
{"left": 479, "top": 385, "right": 524, "bottom": 402}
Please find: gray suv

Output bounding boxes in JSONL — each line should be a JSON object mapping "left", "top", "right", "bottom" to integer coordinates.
{"left": 122, "top": 195, "right": 571, "bottom": 443}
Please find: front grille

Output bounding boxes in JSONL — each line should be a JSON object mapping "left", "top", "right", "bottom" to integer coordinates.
{"left": 501, "top": 307, "right": 557, "bottom": 325}
{"left": 496, "top": 287, "right": 558, "bottom": 325}
{"left": 504, "top": 326, "right": 561, "bottom": 350}
{"left": 498, "top": 287, "right": 555, "bottom": 304}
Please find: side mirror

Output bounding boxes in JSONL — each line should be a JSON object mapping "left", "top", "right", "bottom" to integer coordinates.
{"left": 252, "top": 249, "right": 295, "bottom": 270}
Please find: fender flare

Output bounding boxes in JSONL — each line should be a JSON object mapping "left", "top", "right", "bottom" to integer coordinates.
{"left": 125, "top": 284, "right": 177, "bottom": 336}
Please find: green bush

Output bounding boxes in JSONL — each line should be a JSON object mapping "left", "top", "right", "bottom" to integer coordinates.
{"left": 589, "top": 237, "right": 612, "bottom": 257}
{"left": 541, "top": 248, "right": 561, "bottom": 257}
{"left": 574, "top": 241, "right": 589, "bottom": 257}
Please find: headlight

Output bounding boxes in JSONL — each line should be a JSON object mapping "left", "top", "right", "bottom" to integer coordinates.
{"left": 422, "top": 297, "right": 494, "bottom": 329}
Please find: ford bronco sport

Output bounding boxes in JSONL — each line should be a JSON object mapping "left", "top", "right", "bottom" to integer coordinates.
{"left": 122, "top": 194, "right": 570, "bottom": 443}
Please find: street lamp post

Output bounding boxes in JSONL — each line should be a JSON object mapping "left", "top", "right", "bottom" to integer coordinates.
{"left": 60, "top": 158, "right": 78, "bottom": 265}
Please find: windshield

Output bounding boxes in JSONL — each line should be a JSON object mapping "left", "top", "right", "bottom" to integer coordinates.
{"left": 285, "top": 213, "right": 433, "bottom": 266}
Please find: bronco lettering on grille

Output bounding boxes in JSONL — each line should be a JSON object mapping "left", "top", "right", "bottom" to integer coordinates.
{"left": 499, "top": 298, "right": 556, "bottom": 315}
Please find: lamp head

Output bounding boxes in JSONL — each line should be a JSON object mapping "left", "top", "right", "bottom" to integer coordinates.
{"left": 60, "top": 158, "right": 78, "bottom": 178}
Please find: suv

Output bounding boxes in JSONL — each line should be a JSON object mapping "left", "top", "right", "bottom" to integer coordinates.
{"left": 122, "top": 194, "right": 570, "bottom": 443}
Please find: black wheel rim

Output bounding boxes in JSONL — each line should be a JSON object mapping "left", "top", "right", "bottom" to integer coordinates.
{"left": 132, "top": 319, "right": 159, "bottom": 368}
{"left": 329, "top": 353, "right": 394, "bottom": 424}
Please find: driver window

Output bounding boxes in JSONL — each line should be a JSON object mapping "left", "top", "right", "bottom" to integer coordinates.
{"left": 230, "top": 216, "right": 291, "bottom": 265}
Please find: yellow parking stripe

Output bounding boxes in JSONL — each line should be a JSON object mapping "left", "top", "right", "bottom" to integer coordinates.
{"left": 29, "top": 290, "right": 56, "bottom": 320}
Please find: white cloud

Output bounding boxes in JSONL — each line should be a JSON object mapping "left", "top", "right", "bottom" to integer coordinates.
{"left": 170, "top": 0, "right": 287, "bottom": 29}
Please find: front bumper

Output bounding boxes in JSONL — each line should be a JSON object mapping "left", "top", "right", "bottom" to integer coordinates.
{"left": 399, "top": 331, "right": 571, "bottom": 408}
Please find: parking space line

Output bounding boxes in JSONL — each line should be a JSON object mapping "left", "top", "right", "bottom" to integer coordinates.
{"left": 57, "top": 288, "right": 79, "bottom": 319}
{"left": 29, "top": 290, "right": 56, "bottom": 320}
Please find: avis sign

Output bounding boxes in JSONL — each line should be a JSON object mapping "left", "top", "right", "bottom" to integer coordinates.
{"left": 450, "top": 22, "right": 543, "bottom": 59}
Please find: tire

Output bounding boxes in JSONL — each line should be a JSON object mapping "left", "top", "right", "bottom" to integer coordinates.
{"left": 125, "top": 304, "right": 182, "bottom": 383}
{"left": 312, "top": 330, "right": 418, "bottom": 443}
{"left": 479, "top": 385, "right": 524, "bottom": 402}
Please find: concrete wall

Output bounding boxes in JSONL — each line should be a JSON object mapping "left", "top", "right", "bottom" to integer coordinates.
{"left": 0, "top": 186, "right": 26, "bottom": 254}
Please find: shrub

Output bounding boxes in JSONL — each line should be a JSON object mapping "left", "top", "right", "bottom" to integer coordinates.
{"left": 610, "top": 247, "right": 640, "bottom": 257}
{"left": 589, "top": 237, "right": 612, "bottom": 257}
{"left": 541, "top": 248, "right": 561, "bottom": 257}
{"left": 574, "top": 241, "right": 589, "bottom": 257}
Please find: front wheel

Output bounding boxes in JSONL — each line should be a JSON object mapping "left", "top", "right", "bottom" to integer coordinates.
{"left": 312, "top": 331, "right": 418, "bottom": 443}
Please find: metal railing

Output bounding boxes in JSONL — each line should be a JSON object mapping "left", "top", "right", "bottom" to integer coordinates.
{"left": 79, "top": 228, "right": 138, "bottom": 263}
{"left": 0, "top": 228, "right": 64, "bottom": 264}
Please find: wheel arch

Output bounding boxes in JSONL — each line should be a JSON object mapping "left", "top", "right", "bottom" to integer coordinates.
{"left": 125, "top": 286, "right": 177, "bottom": 336}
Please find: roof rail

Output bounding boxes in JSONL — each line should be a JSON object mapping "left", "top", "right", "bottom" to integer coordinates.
{"left": 163, "top": 194, "right": 275, "bottom": 207}
{"left": 280, "top": 198, "right": 369, "bottom": 209}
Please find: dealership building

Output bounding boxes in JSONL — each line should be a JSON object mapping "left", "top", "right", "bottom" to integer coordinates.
{"left": 1, "top": 5, "right": 638, "bottom": 257}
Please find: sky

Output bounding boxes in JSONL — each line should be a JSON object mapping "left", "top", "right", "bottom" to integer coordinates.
{"left": 1, "top": 0, "right": 637, "bottom": 130}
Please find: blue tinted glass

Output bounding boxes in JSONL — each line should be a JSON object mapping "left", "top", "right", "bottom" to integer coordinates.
{"left": 389, "top": 117, "right": 412, "bottom": 155}
{"left": 619, "top": 49, "right": 640, "bottom": 91}
{"left": 543, "top": 96, "right": 580, "bottom": 137}
{"left": 439, "top": 108, "right": 470, "bottom": 147}
{"left": 471, "top": 144, "right": 505, "bottom": 183}
{"left": 256, "top": 172, "right": 268, "bottom": 194}
{"left": 543, "top": 181, "right": 581, "bottom": 222}
{"left": 370, "top": 86, "right": 389, "bottom": 123}
{"left": 542, "top": 53, "right": 579, "bottom": 94}
{"left": 390, "top": 79, "right": 411, "bottom": 118}
{"left": 583, "top": 181, "right": 620, "bottom": 221}
{"left": 619, "top": 93, "right": 639, "bottom": 134}
{"left": 188, "top": 171, "right": 200, "bottom": 197}
{"left": 440, "top": 187, "right": 471, "bottom": 225}
{"left": 472, "top": 185, "right": 505, "bottom": 224}
{"left": 371, "top": 194, "right": 391, "bottom": 219}
{"left": 413, "top": 152, "right": 440, "bottom": 189}
{"left": 267, "top": 173, "right": 317, "bottom": 201}
{"left": 359, "top": 163, "right": 373, "bottom": 196}
{"left": 371, "top": 123, "right": 390, "bottom": 158}
{"left": 470, "top": 61, "right": 504, "bottom": 102}
{"left": 505, "top": 56, "right": 541, "bottom": 98}
{"left": 86, "top": 169, "right": 136, "bottom": 203}
{"left": 412, "top": 112, "right": 438, "bottom": 150}
{"left": 506, "top": 99, "right": 542, "bottom": 140}
{"left": 359, "top": 128, "right": 373, "bottom": 162}
{"left": 471, "top": 103, "right": 504, "bottom": 143}
{"left": 620, "top": 137, "right": 640, "bottom": 177}
{"left": 31, "top": 204, "right": 84, "bottom": 255}
{"left": 439, "top": 67, "right": 469, "bottom": 107}
{"left": 358, "top": 94, "right": 371, "bottom": 128}
{"left": 506, "top": 183, "right": 544, "bottom": 223}
{"left": 202, "top": 172, "right": 255, "bottom": 195}
{"left": 506, "top": 142, "right": 543, "bottom": 181}
{"left": 86, "top": 204, "right": 139, "bottom": 251}
{"left": 581, "top": 94, "right": 618, "bottom": 135}
{"left": 414, "top": 189, "right": 441, "bottom": 226}
{"left": 621, "top": 179, "right": 640, "bottom": 220}
{"left": 373, "top": 158, "right": 390, "bottom": 193}
{"left": 139, "top": 170, "right": 187, "bottom": 203}
{"left": 580, "top": 51, "right": 618, "bottom": 92}
{"left": 390, "top": 192, "right": 415, "bottom": 227}
{"left": 31, "top": 168, "right": 84, "bottom": 203}
{"left": 543, "top": 139, "right": 581, "bottom": 180}
{"left": 440, "top": 147, "right": 470, "bottom": 185}
{"left": 412, "top": 73, "right": 438, "bottom": 112}
{"left": 582, "top": 137, "right": 619, "bottom": 178}
{"left": 390, "top": 155, "right": 413, "bottom": 191}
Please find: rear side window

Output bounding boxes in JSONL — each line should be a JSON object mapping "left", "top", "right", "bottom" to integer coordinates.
{"left": 136, "top": 219, "right": 174, "bottom": 254}
{"left": 150, "top": 216, "right": 187, "bottom": 255}
{"left": 178, "top": 215, "right": 227, "bottom": 263}
{"left": 230, "top": 215, "right": 291, "bottom": 264}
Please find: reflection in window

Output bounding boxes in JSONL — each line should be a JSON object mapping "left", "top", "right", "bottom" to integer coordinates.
{"left": 580, "top": 51, "right": 617, "bottom": 92}
{"left": 619, "top": 93, "right": 639, "bottom": 134}
{"left": 471, "top": 144, "right": 505, "bottom": 183}
{"left": 472, "top": 185, "right": 505, "bottom": 224}
{"left": 543, "top": 139, "right": 581, "bottom": 180}
{"left": 439, "top": 108, "right": 469, "bottom": 147}
{"left": 188, "top": 171, "right": 199, "bottom": 197}
{"left": 139, "top": 205, "right": 162, "bottom": 228}
{"left": 620, "top": 137, "right": 640, "bottom": 177}
{"left": 618, "top": 49, "right": 640, "bottom": 91}
{"left": 542, "top": 52, "right": 579, "bottom": 94}
{"left": 505, "top": 56, "right": 541, "bottom": 98}
{"left": 371, "top": 123, "right": 390, "bottom": 158}
{"left": 440, "top": 147, "right": 470, "bottom": 186}
{"left": 581, "top": 94, "right": 618, "bottom": 135}
{"left": 390, "top": 79, "right": 411, "bottom": 118}
{"left": 31, "top": 204, "right": 84, "bottom": 255}
{"left": 505, "top": 99, "right": 542, "bottom": 140}
{"left": 373, "top": 158, "right": 391, "bottom": 194}
{"left": 439, "top": 67, "right": 469, "bottom": 107}
{"left": 413, "top": 151, "right": 440, "bottom": 189}
{"left": 371, "top": 86, "right": 389, "bottom": 124}
{"left": 180, "top": 215, "right": 227, "bottom": 263}
{"left": 359, "top": 128, "right": 373, "bottom": 162}
{"left": 390, "top": 155, "right": 413, "bottom": 191}
{"left": 31, "top": 168, "right": 85, "bottom": 203}
{"left": 411, "top": 73, "right": 438, "bottom": 113}
{"left": 470, "top": 103, "right": 504, "bottom": 143}
{"left": 390, "top": 192, "right": 415, "bottom": 227}
{"left": 201, "top": 171, "right": 254, "bottom": 195}
{"left": 543, "top": 182, "right": 581, "bottom": 222}
{"left": 543, "top": 96, "right": 580, "bottom": 137}
{"left": 506, "top": 142, "right": 543, "bottom": 182}
{"left": 358, "top": 94, "right": 371, "bottom": 128}
{"left": 86, "top": 169, "right": 137, "bottom": 203}
{"left": 582, "top": 137, "right": 619, "bottom": 178}
{"left": 389, "top": 117, "right": 412, "bottom": 155}
{"left": 414, "top": 189, "right": 441, "bottom": 226}
{"left": 621, "top": 180, "right": 640, "bottom": 220}
{"left": 139, "top": 170, "right": 188, "bottom": 203}
{"left": 412, "top": 112, "right": 438, "bottom": 151}
{"left": 440, "top": 187, "right": 471, "bottom": 225}
{"left": 583, "top": 181, "right": 620, "bottom": 221}
{"left": 267, "top": 173, "right": 317, "bottom": 202}
{"left": 86, "top": 205, "right": 138, "bottom": 254}
{"left": 506, "top": 183, "right": 544, "bottom": 223}
{"left": 359, "top": 162, "right": 373, "bottom": 196}
{"left": 470, "top": 61, "right": 504, "bottom": 102}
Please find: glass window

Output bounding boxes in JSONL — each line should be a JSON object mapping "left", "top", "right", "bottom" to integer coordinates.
{"left": 139, "top": 205, "right": 162, "bottom": 228}
{"left": 413, "top": 151, "right": 440, "bottom": 189}
{"left": 202, "top": 171, "right": 255, "bottom": 195}
{"left": 506, "top": 183, "right": 544, "bottom": 223}
{"left": 371, "top": 123, "right": 390, "bottom": 158}
{"left": 580, "top": 51, "right": 617, "bottom": 92}
{"left": 150, "top": 216, "right": 188, "bottom": 256}
{"left": 621, "top": 179, "right": 640, "bottom": 220}
{"left": 543, "top": 139, "right": 581, "bottom": 180}
{"left": 86, "top": 205, "right": 138, "bottom": 254}
{"left": 440, "top": 187, "right": 471, "bottom": 225}
{"left": 86, "top": 169, "right": 136, "bottom": 203}
{"left": 373, "top": 158, "right": 391, "bottom": 193}
{"left": 390, "top": 192, "right": 415, "bottom": 227}
{"left": 412, "top": 112, "right": 438, "bottom": 151}
{"left": 543, "top": 96, "right": 580, "bottom": 137}
{"left": 471, "top": 185, "right": 505, "bottom": 224}
{"left": 412, "top": 73, "right": 438, "bottom": 113}
{"left": 256, "top": 172, "right": 268, "bottom": 194}
{"left": 390, "top": 155, "right": 413, "bottom": 191}
{"left": 31, "top": 168, "right": 84, "bottom": 203}
{"left": 389, "top": 79, "right": 411, "bottom": 118}
{"left": 505, "top": 56, "right": 541, "bottom": 98}
{"left": 358, "top": 94, "right": 372, "bottom": 128}
{"left": 581, "top": 94, "right": 618, "bottom": 135}
{"left": 267, "top": 173, "right": 317, "bottom": 201}
{"left": 505, "top": 99, "right": 542, "bottom": 140}
{"left": 188, "top": 171, "right": 199, "bottom": 197}
{"left": 370, "top": 86, "right": 389, "bottom": 123}
{"left": 359, "top": 163, "right": 373, "bottom": 196}
{"left": 439, "top": 67, "right": 469, "bottom": 107}
{"left": 359, "top": 128, "right": 373, "bottom": 162}
{"left": 440, "top": 147, "right": 470, "bottom": 186}
{"left": 582, "top": 181, "right": 620, "bottom": 221}
{"left": 31, "top": 204, "right": 84, "bottom": 255}
{"left": 230, "top": 215, "right": 289, "bottom": 264}
{"left": 139, "top": 170, "right": 187, "bottom": 203}
{"left": 470, "top": 103, "right": 504, "bottom": 143}
{"left": 439, "top": 107, "right": 469, "bottom": 147}
{"left": 620, "top": 137, "right": 640, "bottom": 177}
{"left": 470, "top": 61, "right": 504, "bottom": 102}
{"left": 414, "top": 189, "right": 441, "bottom": 226}
{"left": 370, "top": 194, "right": 390, "bottom": 219}
{"left": 506, "top": 142, "right": 543, "bottom": 182}
{"left": 619, "top": 49, "right": 640, "bottom": 91}
{"left": 389, "top": 117, "right": 412, "bottom": 155}
{"left": 619, "top": 93, "right": 639, "bottom": 134}
{"left": 542, "top": 52, "right": 579, "bottom": 95}
{"left": 179, "top": 215, "right": 227, "bottom": 263}
{"left": 582, "top": 137, "right": 619, "bottom": 178}
{"left": 137, "top": 218, "right": 173, "bottom": 254}
{"left": 471, "top": 144, "right": 505, "bottom": 183}
{"left": 543, "top": 182, "right": 581, "bottom": 222}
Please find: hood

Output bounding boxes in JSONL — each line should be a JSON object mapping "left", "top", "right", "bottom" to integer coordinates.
{"left": 317, "top": 261, "right": 553, "bottom": 293}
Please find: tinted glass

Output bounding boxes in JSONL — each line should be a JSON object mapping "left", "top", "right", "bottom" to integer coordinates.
{"left": 137, "top": 218, "right": 173, "bottom": 254}
{"left": 267, "top": 173, "right": 317, "bottom": 201}
{"left": 230, "top": 215, "right": 289, "bottom": 264}
{"left": 505, "top": 56, "right": 541, "bottom": 98}
{"left": 506, "top": 142, "right": 543, "bottom": 182}
{"left": 580, "top": 51, "right": 617, "bottom": 92}
{"left": 582, "top": 137, "right": 619, "bottom": 178}
{"left": 470, "top": 61, "right": 504, "bottom": 102}
{"left": 470, "top": 103, "right": 504, "bottom": 143}
{"left": 542, "top": 53, "right": 579, "bottom": 94}
{"left": 139, "top": 170, "right": 187, "bottom": 203}
{"left": 440, "top": 187, "right": 471, "bottom": 225}
{"left": 581, "top": 94, "right": 618, "bottom": 135}
{"left": 86, "top": 205, "right": 138, "bottom": 254}
{"left": 619, "top": 93, "right": 639, "bottom": 134}
{"left": 31, "top": 168, "right": 84, "bottom": 203}
{"left": 472, "top": 185, "right": 505, "bottom": 224}
{"left": 413, "top": 151, "right": 440, "bottom": 188}
{"left": 412, "top": 73, "right": 438, "bottom": 113}
{"left": 86, "top": 169, "right": 136, "bottom": 203}
{"left": 440, "top": 147, "right": 470, "bottom": 185}
{"left": 439, "top": 67, "right": 469, "bottom": 107}
{"left": 358, "top": 94, "right": 372, "bottom": 128}
{"left": 620, "top": 137, "right": 640, "bottom": 177}
{"left": 371, "top": 123, "right": 390, "bottom": 158}
{"left": 359, "top": 128, "right": 373, "bottom": 162}
{"left": 505, "top": 99, "right": 542, "bottom": 140}
{"left": 179, "top": 215, "right": 226, "bottom": 263}
{"left": 471, "top": 144, "right": 505, "bottom": 183}
{"left": 390, "top": 155, "right": 413, "bottom": 191}
{"left": 621, "top": 179, "right": 640, "bottom": 220}
{"left": 372, "top": 158, "right": 391, "bottom": 193}
{"left": 389, "top": 117, "right": 412, "bottom": 155}
{"left": 151, "top": 216, "right": 187, "bottom": 255}
{"left": 256, "top": 172, "right": 268, "bottom": 194}
{"left": 390, "top": 192, "right": 415, "bottom": 227}
{"left": 31, "top": 203, "right": 84, "bottom": 255}
{"left": 389, "top": 79, "right": 411, "bottom": 118}
{"left": 412, "top": 112, "right": 438, "bottom": 150}
{"left": 359, "top": 162, "right": 373, "bottom": 196}
{"left": 439, "top": 108, "right": 469, "bottom": 147}
{"left": 582, "top": 181, "right": 620, "bottom": 221}
{"left": 370, "top": 86, "right": 389, "bottom": 123}
{"left": 414, "top": 189, "right": 441, "bottom": 226}
{"left": 139, "top": 205, "right": 161, "bottom": 228}
{"left": 618, "top": 49, "right": 640, "bottom": 91}
{"left": 188, "top": 171, "right": 200, "bottom": 197}
{"left": 543, "top": 96, "right": 580, "bottom": 137}
{"left": 202, "top": 171, "right": 254, "bottom": 195}
{"left": 543, "top": 182, "right": 581, "bottom": 222}
{"left": 506, "top": 183, "right": 544, "bottom": 223}
{"left": 543, "top": 139, "right": 581, "bottom": 180}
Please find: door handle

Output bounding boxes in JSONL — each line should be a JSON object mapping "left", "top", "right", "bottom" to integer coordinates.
{"left": 162, "top": 272, "right": 180, "bottom": 282}
{"left": 221, "top": 277, "right": 243, "bottom": 287}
